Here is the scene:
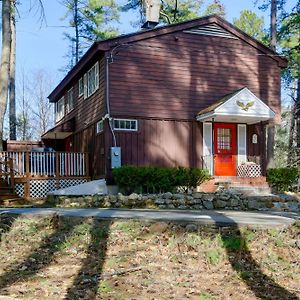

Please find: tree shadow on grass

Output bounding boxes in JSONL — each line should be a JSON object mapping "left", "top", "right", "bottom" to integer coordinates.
{"left": 64, "top": 219, "right": 112, "bottom": 300}
{"left": 0, "top": 215, "right": 79, "bottom": 292}
{"left": 0, "top": 214, "right": 16, "bottom": 242}
{"left": 212, "top": 214, "right": 298, "bottom": 300}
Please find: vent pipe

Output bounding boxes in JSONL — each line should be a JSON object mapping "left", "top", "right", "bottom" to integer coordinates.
{"left": 141, "top": 0, "right": 160, "bottom": 29}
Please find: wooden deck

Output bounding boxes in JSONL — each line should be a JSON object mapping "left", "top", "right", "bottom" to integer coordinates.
{"left": 0, "top": 151, "right": 90, "bottom": 200}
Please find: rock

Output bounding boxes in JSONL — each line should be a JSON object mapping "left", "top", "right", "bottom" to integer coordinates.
{"left": 186, "top": 223, "right": 198, "bottom": 232}
{"left": 103, "top": 201, "right": 111, "bottom": 208}
{"left": 165, "top": 199, "right": 172, "bottom": 205}
{"left": 229, "top": 198, "right": 239, "bottom": 207}
{"left": 63, "top": 198, "right": 71, "bottom": 205}
{"left": 185, "top": 195, "right": 194, "bottom": 202}
{"left": 154, "top": 198, "right": 165, "bottom": 205}
{"left": 173, "top": 194, "right": 185, "bottom": 200}
{"left": 148, "top": 222, "right": 169, "bottom": 233}
{"left": 178, "top": 205, "right": 187, "bottom": 210}
{"left": 218, "top": 193, "right": 231, "bottom": 201}
{"left": 214, "top": 199, "right": 227, "bottom": 208}
{"left": 203, "top": 200, "right": 214, "bottom": 210}
{"left": 247, "top": 199, "right": 261, "bottom": 210}
{"left": 287, "top": 202, "right": 300, "bottom": 212}
{"left": 203, "top": 194, "right": 214, "bottom": 202}
{"left": 272, "top": 202, "right": 284, "bottom": 211}
{"left": 192, "top": 192, "right": 203, "bottom": 199}
{"left": 167, "top": 204, "right": 175, "bottom": 209}
{"left": 194, "top": 198, "right": 203, "bottom": 204}
{"left": 128, "top": 193, "right": 139, "bottom": 200}
{"left": 109, "top": 195, "right": 117, "bottom": 203}
{"left": 163, "top": 192, "right": 173, "bottom": 199}
{"left": 193, "top": 204, "right": 203, "bottom": 210}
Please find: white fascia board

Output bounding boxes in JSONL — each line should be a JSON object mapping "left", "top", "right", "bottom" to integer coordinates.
{"left": 215, "top": 87, "right": 276, "bottom": 117}
{"left": 196, "top": 112, "right": 216, "bottom": 121}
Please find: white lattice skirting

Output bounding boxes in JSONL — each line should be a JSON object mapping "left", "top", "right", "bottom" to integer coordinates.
{"left": 237, "top": 164, "right": 261, "bottom": 177}
{"left": 15, "top": 179, "right": 88, "bottom": 198}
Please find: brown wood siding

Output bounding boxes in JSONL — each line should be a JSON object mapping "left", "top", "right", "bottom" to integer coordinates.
{"left": 71, "top": 123, "right": 106, "bottom": 178}
{"left": 105, "top": 118, "right": 203, "bottom": 176}
{"left": 247, "top": 123, "right": 266, "bottom": 174}
{"left": 54, "top": 55, "right": 106, "bottom": 134}
{"left": 109, "top": 32, "right": 281, "bottom": 124}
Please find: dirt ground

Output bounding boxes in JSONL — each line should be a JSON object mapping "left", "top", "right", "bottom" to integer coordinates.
{"left": 0, "top": 214, "right": 299, "bottom": 300}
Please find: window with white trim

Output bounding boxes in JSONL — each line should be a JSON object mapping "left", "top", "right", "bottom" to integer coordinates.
{"left": 84, "top": 62, "right": 99, "bottom": 99}
{"left": 67, "top": 88, "right": 74, "bottom": 112}
{"left": 55, "top": 97, "right": 65, "bottom": 122}
{"left": 78, "top": 77, "right": 84, "bottom": 96}
{"left": 96, "top": 120, "right": 104, "bottom": 133}
{"left": 114, "top": 119, "right": 138, "bottom": 131}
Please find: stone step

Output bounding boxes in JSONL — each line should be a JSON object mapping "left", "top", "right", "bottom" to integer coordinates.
{"left": 228, "top": 186, "right": 272, "bottom": 196}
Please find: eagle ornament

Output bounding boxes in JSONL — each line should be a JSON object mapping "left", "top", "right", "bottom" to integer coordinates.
{"left": 236, "top": 100, "right": 255, "bottom": 111}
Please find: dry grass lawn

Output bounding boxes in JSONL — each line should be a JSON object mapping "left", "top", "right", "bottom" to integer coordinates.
{"left": 0, "top": 214, "right": 299, "bottom": 300}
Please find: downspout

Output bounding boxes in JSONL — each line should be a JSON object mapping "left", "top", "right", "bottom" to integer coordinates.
{"left": 105, "top": 55, "right": 117, "bottom": 147}
{"left": 211, "top": 117, "right": 215, "bottom": 176}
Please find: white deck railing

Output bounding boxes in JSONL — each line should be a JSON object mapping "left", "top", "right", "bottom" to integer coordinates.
{"left": 0, "top": 151, "right": 89, "bottom": 177}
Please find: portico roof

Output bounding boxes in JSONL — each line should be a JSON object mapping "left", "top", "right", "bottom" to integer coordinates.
{"left": 196, "top": 87, "right": 275, "bottom": 124}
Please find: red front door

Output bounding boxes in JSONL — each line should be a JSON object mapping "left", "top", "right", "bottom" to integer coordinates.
{"left": 214, "top": 123, "right": 237, "bottom": 176}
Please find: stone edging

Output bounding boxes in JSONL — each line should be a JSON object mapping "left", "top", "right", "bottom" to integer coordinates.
{"left": 47, "top": 190, "right": 300, "bottom": 212}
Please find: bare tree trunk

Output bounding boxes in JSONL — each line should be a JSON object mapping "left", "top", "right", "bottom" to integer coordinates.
{"left": 9, "top": 0, "right": 16, "bottom": 140}
{"left": 296, "top": 79, "right": 300, "bottom": 165}
{"left": 270, "top": 0, "right": 277, "bottom": 51}
{"left": 0, "top": 0, "right": 12, "bottom": 150}
{"left": 287, "top": 103, "right": 296, "bottom": 166}
{"left": 267, "top": 0, "right": 277, "bottom": 169}
{"left": 74, "top": 0, "right": 79, "bottom": 63}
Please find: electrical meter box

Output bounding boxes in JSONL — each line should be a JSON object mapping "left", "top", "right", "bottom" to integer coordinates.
{"left": 111, "top": 147, "right": 121, "bottom": 169}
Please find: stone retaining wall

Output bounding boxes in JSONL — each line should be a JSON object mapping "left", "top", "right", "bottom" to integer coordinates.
{"left": 47, "top": 190, "right": 300, "bottom": 212}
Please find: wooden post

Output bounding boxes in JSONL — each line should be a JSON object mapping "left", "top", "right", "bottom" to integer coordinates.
{"left": 85, "top": 153, "right": 89, "bottom": 177}
{"left": 55, "top": 152, "right": 60, "bottom": 189}
{"left": 24, "top": 151, "right": 30, "bottom": 199}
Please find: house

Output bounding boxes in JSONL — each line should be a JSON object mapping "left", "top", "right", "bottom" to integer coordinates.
{"left": 43, "top": 15, "right": 287, "bottom": 182}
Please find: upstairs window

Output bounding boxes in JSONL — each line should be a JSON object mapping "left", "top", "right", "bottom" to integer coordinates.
{"left": 114, "top": 119, "right": 138, "bottom": 131}
{"left": 78, "top": 77, "right": 84, "bottom": 96}
{"left": 96, "top": 120, "right": 104, "bottom": 133}
{"left": 84, "top": 62, "right": 99, "bottom": 99}
{"left": 67, "top": 88, "right": 74, "bottom": 113}
{"left": 55, "top": 97, "right": 65, "bottom": 122}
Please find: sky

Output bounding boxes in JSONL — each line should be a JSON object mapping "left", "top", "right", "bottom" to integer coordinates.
{"left": 13, "top": 0, "right": 297, "bottom": 90}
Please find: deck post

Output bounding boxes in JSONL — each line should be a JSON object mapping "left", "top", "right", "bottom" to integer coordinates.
{"left": 24, "top": 152, "right": 30, "bottom": 199}
{"left": 55, "top": 152, "right": 60, "bottom": 189}
{"left": 85, "top": 153, "right": 89, "bottom": 177}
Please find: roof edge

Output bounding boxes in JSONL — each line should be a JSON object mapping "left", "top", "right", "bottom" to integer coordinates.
{"left": 48, "top": 14, "right": 287, "bottom": 102}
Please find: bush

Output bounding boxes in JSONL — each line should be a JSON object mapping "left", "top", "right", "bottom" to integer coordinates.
{"left": 112, "top": 166, "right": 210, "bottom": 194}
{"left": 266, "top": 167, "right": 299, "bottom": 192}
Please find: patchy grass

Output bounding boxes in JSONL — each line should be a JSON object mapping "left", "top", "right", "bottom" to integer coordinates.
{"left": 0, "top": 215, "right": 299, "bottom": 299}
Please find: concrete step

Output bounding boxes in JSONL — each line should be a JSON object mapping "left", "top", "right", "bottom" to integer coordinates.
{"left": 228, "top": 186, "right": 272, "bottom": 196}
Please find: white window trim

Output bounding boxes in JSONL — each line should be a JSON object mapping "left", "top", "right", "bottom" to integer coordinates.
{"left": 67, "top": 87, "right": 74, "bottom": 113}
{"left": 78, "top": 77, "right": 84, "bottom": 97}
{"left": 237, "top": 124, "right": 247, "bottom": 166}
{"left": 96, "top": 120, "right": 104, "bottom": 134}
{"left": 84, "top": 62, "right": 99, "bottom": 99}
{"left": 113, "top": 118, "right": 138, "bottom": 131}
{"left": 55, "top": 96, "right": 65, "bottom": 122}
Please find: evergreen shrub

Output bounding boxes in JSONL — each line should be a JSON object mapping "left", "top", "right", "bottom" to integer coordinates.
{"left": 266, "top": 167, "right": 299, "bottom": 192}
{"left": 112, "top": 166, "right": 210, "bottom": 194}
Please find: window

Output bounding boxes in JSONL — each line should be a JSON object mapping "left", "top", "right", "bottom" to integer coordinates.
{"left": 84, "top": 62, "right": 99, "bottom": 99}
{"left": 217, "top": 128, "right": 231, "bottom": 151}
{"left": 67, "top": 88, "right": 74, "bottom": 112}
{"left": 114, "top": 119, "right": 138, "bottom": 131}
{"left": 96, "top": 120, "right": 104, "bottom": 133}
{"left": 55, "top": 97, "right": 65, "bottom": 122}
{"left": 78, "top": 77, "right": 84, "bottom": 96}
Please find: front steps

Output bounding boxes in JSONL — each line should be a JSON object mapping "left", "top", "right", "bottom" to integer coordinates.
{"left": 199, "top": 176, "right": 271, "bottom": 195}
